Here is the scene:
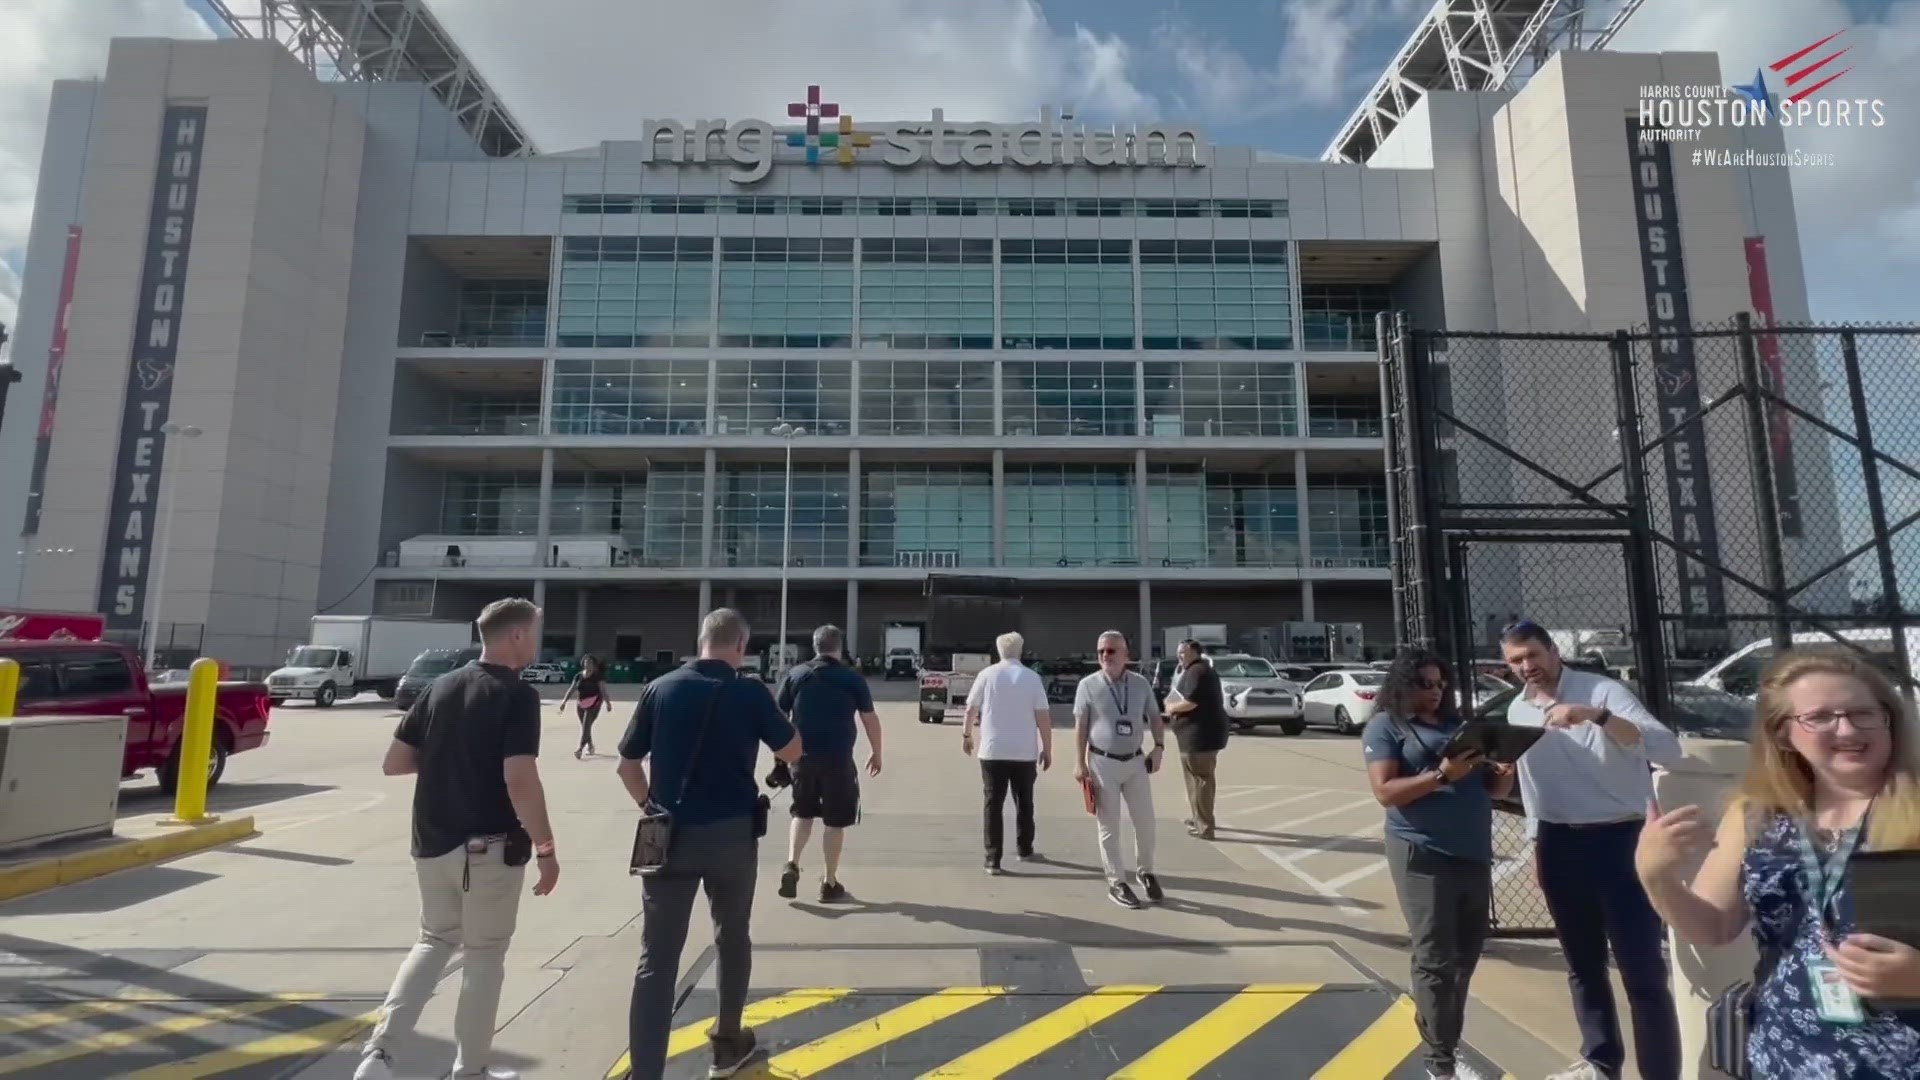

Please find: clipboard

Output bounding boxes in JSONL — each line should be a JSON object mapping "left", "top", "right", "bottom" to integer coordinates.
{"left": 1440, "top": 720, "right": 1546, "bottom": 765}
{"left": 1847, "top": 849, "right": 1920, "bottom": 1011}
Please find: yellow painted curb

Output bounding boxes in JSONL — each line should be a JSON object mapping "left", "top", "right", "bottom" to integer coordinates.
{"left": 0, "top": 815, "right": 257, "bottom": 902}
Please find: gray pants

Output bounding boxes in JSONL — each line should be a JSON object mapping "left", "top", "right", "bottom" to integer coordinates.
{"left": 366, "top": 840, "right": 526, "bottom": 1076}
{"left": 628, "top": 815, "right": 758, "bottom": 1080}
{"left": 1386, "top": 834, "right": 1492, "bottom": 1075}
{"left": 1090, "top": 753, "right": 1155, "bottom": 885}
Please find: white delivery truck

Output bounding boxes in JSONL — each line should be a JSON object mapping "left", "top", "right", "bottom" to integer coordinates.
{"left": 269, "top": 616, "right": 472, "bottom": 707}
{"left": 884, "top": 623, "right": 923, "bottom": 680}
{"left": 1161, "top": 623, "right": 1228, "bottom": 661}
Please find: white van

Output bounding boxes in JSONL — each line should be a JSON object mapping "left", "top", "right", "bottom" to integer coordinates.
{"left": 1691, "top": 627, "right": 1920, "bottom": 698}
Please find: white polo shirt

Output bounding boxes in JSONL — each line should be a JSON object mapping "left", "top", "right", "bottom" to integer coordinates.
{"left": 965, "top": 660, "right": 1050, "bottom": 762}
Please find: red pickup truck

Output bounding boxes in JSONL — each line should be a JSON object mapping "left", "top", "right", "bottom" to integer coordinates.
{"left": 0, "top": 639, "right": 272, "bottom": 794}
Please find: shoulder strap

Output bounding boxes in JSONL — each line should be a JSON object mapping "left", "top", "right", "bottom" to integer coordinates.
{"left": 670, "top": 671, "right": 730, "bottom": 809}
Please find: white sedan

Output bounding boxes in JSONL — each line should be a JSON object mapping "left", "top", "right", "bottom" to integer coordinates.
{"left": 1299, "top": 669, "right": 1387, "bottom": 735}
{"left": 521, "top": 661, "right": 570, "bottom": 684}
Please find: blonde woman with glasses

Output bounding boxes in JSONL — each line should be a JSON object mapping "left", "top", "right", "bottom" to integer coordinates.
{"left": 1636, "top": 650, "right": 1920, "bottom": 1078}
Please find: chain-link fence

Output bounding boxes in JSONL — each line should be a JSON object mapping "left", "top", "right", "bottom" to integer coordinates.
{"left": 1382, "top": 313, "right": 1920, "bottom": 935}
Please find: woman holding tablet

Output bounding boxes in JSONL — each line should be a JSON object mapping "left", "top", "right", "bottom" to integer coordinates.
{"left": 1362, "top": 647, "right": 1515, "bottom": 1080}
{"left": 1637, "top": 650, "right": 1920, "bottom": 1078}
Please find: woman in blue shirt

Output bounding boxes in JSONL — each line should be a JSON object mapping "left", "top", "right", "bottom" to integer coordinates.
{"left": 1363, "top": 647, "right": 1516, "bottom": 1080}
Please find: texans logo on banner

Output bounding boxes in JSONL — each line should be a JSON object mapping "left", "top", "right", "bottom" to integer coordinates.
{"left": 1655, "top": 364, "right": 1694, "bottom": 396}
{"left": 136, "top": 359, "right": 173, "bottom": 391}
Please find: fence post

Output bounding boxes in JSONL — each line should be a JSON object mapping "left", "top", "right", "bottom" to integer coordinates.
{"left": 1839, "top": 329, "right": 1915, "bottom": 699}
{"left": 1446, "top": 537, "right": 1477, "bottom": 711}
{"left": 1735, "top": 312, "right": 1794, "bottom": 651}
{"left": 1392, "top": 311, "right": 1442, "bottom": 650}
{"left": 1380, "top": 311, "right": 1409, "bottom": 645}
{"left": 0, "top": 658, "right": 17, "bottom": 718}
{"left": 1609, "top": 331, "right": 1673, "bottom": 719}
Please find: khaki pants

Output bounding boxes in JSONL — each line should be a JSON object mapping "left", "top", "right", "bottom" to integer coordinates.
{"left": 1090, "top": 753, "right": 1155, "bottom": 885}
{"left": 1180, "top": 750, "right": 1218, "bottom": 832}
{"left": 365, "top": 840, "right": 526, "bottom": 1076}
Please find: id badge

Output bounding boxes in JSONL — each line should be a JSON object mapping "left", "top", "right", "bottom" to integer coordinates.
{"left": 1808, "top": 961, "right": 1865, "bottom": 1024}
{"left": 1116, "top": 719, "right": 1135, "bottom": 739}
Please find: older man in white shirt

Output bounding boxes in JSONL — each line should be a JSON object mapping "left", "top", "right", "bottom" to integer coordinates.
{"left": 963, "top": 632, "right": 1053, "bottom": 875}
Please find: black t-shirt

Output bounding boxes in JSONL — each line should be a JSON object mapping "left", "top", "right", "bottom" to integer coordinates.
{"left": 776, "top": 657, "right": 874, "bottom": 759}
{"left": 576, "top": 674, "right": 604, "bottom": 702}
{"left": 1172, "top": 661, "right": 1230, "bottom": 753}
{"left": 618, "top": 660, "right": 796, "bottom": 827}
{"left": 394, "top": 662, "right": 542, "bottom": 858}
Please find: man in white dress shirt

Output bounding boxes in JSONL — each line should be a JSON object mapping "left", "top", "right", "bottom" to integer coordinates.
{"left": 963, "top": 632, "right": 1053, "bottom": 874}
{"left": 1073, "top": 630, "right": 1167, "bottom": 910}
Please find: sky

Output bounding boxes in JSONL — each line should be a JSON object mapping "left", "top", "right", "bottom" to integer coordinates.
{"left": 0, "top": 0, "right": 1916, "bottom": 341}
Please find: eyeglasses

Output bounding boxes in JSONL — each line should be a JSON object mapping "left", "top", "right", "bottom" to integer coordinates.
{"left": 1791, "top": 708, "right": 1890, "bottom": 732}
{"left": 1097, "top": 648, "right": 1120, "bottom": 657}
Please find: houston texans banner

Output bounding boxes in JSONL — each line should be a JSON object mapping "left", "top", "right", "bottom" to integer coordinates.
{"left": 97, "top": 105, "right": 207, "bottom": 629}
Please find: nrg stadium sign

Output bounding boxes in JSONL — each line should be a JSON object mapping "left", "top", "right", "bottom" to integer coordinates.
{"left": 640, "top": 86, "right": 1208, "bottom": 184}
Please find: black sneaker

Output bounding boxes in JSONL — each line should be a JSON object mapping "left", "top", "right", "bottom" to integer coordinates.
{"left": 708, "top": 1028, "right": 764, "bottom": 1078}
{"left": 1108, "top": 881, "right": 1144, "bottom": 909}
{"left": 1139, "top": 872, "right": 1164, "bottom": 903}
{"left": 777, "top": 862, "right": 799, "bottom": 899}
{"left": 1017, "top": 849, "right": 1039, "bottom": 862}
{"left": 819, "top": 879, "right": 847, "bottom": 903}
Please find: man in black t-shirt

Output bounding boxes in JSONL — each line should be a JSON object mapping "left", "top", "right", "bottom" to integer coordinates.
{"left": 1165, "top": 639, "right": 1229, "bottom": 840}
{"left": 356, "top": 598, "right": 557, "bottom": 1080}
{"left": 773, "top": 624, "right": 881, "bottom": 904}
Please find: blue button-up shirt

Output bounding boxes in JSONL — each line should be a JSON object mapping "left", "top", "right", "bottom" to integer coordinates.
{"left": 1508, "top": 669, "right": 1682, "bottom": 827}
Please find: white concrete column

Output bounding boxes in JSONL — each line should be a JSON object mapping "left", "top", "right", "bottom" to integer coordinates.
{"left": 1295, "top": 449, "right": 1314, "bottom": 622}
{"left": 698, "top": 579, "right": 713, "bottom": 625}
{"left": 1654, "top": 741, "right": 1752, "bottom": 1080}
{"left": 699, "top": 448, "right": 718, "bottom": 568}
{"left": 847, "top": 448, "right": 861, "bottom": 569}
{"left": 533, "top": 447, "right": 554, "bottom": 608}
{"left": 1134, "top": 448, "right": 1151, "bottom": 566}
{"left": 846, "top": 580, "right": 860, "bottom": 659}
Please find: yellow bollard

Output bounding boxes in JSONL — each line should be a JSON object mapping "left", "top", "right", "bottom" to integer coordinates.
{"left": 165, "top": 657, "right": 222, "bottom": 825}
{"left": 0, "top": 657, "right": 17, "bottom": 718}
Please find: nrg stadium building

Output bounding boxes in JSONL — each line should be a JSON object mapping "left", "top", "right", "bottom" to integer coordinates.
{"left": 0, "top": 12, "right": 1841, "bottom": 670}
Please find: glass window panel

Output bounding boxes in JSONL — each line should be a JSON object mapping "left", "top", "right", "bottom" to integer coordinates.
{"left": 856, "top": 359, "right": 995, "bottom": 436}
{"left": 717, "top": 466, "right": 851, "bottom": 568}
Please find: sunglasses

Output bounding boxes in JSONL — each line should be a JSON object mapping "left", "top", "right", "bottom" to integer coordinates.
{"left": 1098, "top": 647, "right": 1121, "bottom": 656}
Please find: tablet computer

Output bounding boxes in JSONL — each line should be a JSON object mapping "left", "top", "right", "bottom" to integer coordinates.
{"left": 1848, "top": 849, "right": 1920, "bottom": 1011}
{"left": 1441, "top": 720, "right": 1546, "bottom": 765}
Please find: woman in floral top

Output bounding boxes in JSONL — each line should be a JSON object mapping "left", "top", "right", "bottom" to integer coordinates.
{"left": 1636, "top": 650, "right": 1920, "bottom": 1079}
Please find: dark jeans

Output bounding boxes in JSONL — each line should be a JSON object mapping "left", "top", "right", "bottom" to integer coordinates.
{"left": 980, "top": 759, "right": 1037, "bottom": 865}
{"left": 1536, "top": 819, "right": 1682, "bottom": 1080}
{"left": 628, "top": 815, "right": 758, "bottom": 1080}
{"left": 1386, "top": 834, "right": 1492, "bottom": 1075}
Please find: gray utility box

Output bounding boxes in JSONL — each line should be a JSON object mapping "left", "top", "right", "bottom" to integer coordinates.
{"left": 0, "top": 715, "right": 125, "bottom": 852}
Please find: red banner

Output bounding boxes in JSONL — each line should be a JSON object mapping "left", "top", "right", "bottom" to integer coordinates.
{"left": 1743, "top": 236, "right": 1803, "bottom": 537}
{"left": 0, "top": 608, "right": 106, "bottom": 642}
{"left": 21, "top": 226, "right": 82, "bottom": 536}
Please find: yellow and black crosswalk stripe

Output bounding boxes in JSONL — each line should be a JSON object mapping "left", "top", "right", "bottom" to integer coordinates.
{"left": 0, "top": 993, "right": 378, "bottom": 1078}
{"left": 606, "top": 983, "right": 1516, "bottom": 1079}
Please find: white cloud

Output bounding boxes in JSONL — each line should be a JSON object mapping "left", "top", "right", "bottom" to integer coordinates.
{"left": 429, "top": 0, "right": 1156, "bottom": 148}
{"left": 1610, "top": 0, "right": 1920, "bottom": 322}
{"left": 0, "top": 0, "right": 211, "bottom": 343}
{"left": 1151, "top": 0, "right": 1429, "bottom": 120}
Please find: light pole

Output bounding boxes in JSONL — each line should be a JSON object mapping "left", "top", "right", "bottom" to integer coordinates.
{"left": 772, "top": 421, "right": 807, "bottom": 675}
{"left": 146, "top": 421, "right": 202, "bottom": 672}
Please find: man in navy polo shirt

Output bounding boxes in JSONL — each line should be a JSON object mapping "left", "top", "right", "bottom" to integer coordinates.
{"left": 775, "top": 624, "right": 882, "bottom": 903}
{"left": 616, "top": 608, "right": 802, "bottom": 1080}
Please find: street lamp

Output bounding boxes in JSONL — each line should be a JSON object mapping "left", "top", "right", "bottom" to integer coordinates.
{"left": 772, "top": 421, "right": 807, "bottom": 675}
{"left": 145, "top": 421, "right": 203, "bottom": 672}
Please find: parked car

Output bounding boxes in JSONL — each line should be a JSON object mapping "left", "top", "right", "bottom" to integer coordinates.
{"left": 394, "top": 646, "right": 482, "bottom": 711}
{"left": 884, "top": 647, "right": 920, "bottom": 680}
{"left": 0, "top": 639, "right": 272, "bottom": 794}
{"left": 1204, "top": 654, "right": 1306, "bottom": 734}
{"left": 520, "top": 661, "right": 570, "bottom": 684}
{"left": 1300, "top": 668, "right": 1387, "bottom": 735}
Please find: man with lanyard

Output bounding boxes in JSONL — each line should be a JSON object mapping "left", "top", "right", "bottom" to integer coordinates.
{"left": 1073, "top": 630, "right": 1168, "bottom": 910}
{"left": 774, "top": 625, "right": 882, "bottom": 903}
{"left": 1500, "top": 620, "right": 1684, "bottom": 1080}
{"left": 1163, "top": 638, "right": 1229, "bottom": 840}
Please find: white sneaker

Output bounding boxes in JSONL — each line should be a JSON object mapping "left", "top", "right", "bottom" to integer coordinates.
{"left": 1544, "top": 1062, "right": 1608, "bottom": 1080}
{"left": 353, "top": 1050, "right": 394, "bottom": 1080}
{"left": 449, "top": 1068, "right": 519, "bottom": 1080}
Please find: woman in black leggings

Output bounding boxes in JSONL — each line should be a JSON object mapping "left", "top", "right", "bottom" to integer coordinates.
{"left": 557, "top": 655, "right": 611, "bottom": 758}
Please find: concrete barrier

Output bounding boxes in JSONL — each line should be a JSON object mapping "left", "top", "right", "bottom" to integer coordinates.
{"left": 0, "top": 714, "right": 125, "bottom": 850}
{"left": 1654, "top": 736, "right": 1753, "bottom": 1080}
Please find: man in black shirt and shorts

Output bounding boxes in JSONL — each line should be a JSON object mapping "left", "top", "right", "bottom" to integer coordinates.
{"left": 1164, "top": 638, "right": 1229, "bottom": 840}
{"left": 774, "top": 625, "right": 882, "bottom": 902}
{"left": 357, "top": 598, "right": 558, "bottom": 1080}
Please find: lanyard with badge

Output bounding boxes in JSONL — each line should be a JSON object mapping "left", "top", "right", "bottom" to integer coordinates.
{"left": 1107, "top": 676, "right": 1136, "bottom": 742}
{"left": 1799, "top": 804, "right": 1871, "bottom": 1025}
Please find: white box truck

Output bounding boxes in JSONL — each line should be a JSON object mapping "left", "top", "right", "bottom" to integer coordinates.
{"left": 1161, "top": 623, "right": 1227, "bottom": 661}
{"left": 269, "top": 616, "right": 472, "bottom": 707}
{"left": 884, "top": 623, "right": 923, "bottom": 680}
